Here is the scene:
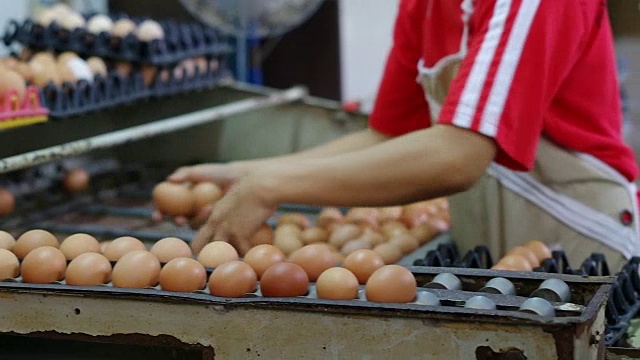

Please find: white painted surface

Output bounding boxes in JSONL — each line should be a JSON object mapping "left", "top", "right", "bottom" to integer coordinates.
{"left": 338, "top": 0, "right": 400, "bottom": 112}
{"left": 0, "top": 1, "right": 29, "bottom": 56}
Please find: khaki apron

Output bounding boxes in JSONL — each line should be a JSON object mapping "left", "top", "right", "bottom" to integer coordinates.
{"left": 418, "top": 1, "right": 640, "bottom": 270}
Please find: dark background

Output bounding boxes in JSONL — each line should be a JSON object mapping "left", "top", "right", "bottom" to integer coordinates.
{"left": 108, "top": 0, "right": 342, "bottom": 100}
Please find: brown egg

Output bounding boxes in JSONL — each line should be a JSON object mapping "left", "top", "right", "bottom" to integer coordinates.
{"left": 365, "top": 265, "right": 416, "bottom": 303}
{"left": 378, "top": 206, "right": 403, "bottom": 222}
{"left": 0, "top": 230, "right": 15, "bottom": 250}
{"left": 273, "top": 224, "right": 304, "bottom": 256}
{"left": 21, "top": 246, "right": 66, "bottom": 283}
{"left": 300, "top": 227, "right": 329, "bottom": 245}
{"left": 60, "top": 233, "right": 101, "bottom": 260}
{"left": 103, "top": 236, "right": 146, "bottom": 261}
{"left": 208, "top": 260, "right": 258, "bottom": 297}
{"left": 141, "top": 64, "right": 157, "bottom": 86}
{"left": 112, "top": 250, "right": 161, "bottom": 288}
{"left": 277, "top": 213, "right": 311, "bottom": 229}
{"left": 388, "top": 233, "right": 419, "bottom": 254}
{"left": 57, "top": 51, "right": 79, "bottom": 64}
{"left": 152, "top": 182, "right": 195, "bottom": 217}
{"left": 243, "top": 244, "right": 285, "bottom": 278}
{"left": 99, "top": 240, "right": 111, "bottom": 254}
{"left": 380, "top": 220, "right": 410, "bottom": 239}
{"left": 191, "top": 182, "right": 223, "bottom": 210}
{"left": 507, "top": 246, "right": 540, "bottom": 268}
{"left": 400, "top": 202, "right": 433, "bottom": 228}
{"left": 0, "top": 68, "right": 26, "bottom": 105}
{"left": 193, "top": 57, "right": 208, "bottom": 75}
{"left": 316, "top": 267, "right": 359, "bottom": 300}
{"left": 111, "top": 18, "right": 137, "bottom": 38}
{"left": 150, "top": 237, "right": 192, "bottom": 263}
{"left": 372, "top": 243, "right": 404, "bottom": 264}
{"left": 159, "top": 257, "right": 207, "bottom": 292}
{"left": 316, "top": 207, "right": 344, "bottom": 230}
{"left": 197, "top": 241, "right": 238, "bottom": 268}
{"left": 340, "top": 238, "right": 373, "bottom": 257}
{"left": 114, "top": 61, "right": 133, "bottom": 78}
{"left": 491, "top": 263, "right": 516, "bottom": 271}
{"left": 65, "top": 253, "right": 112, "bottom": 286}
{"left": 0, "top": 189, "right": 15, "bottom": 217}
{"left": 29, "top": 54, "right": 60, "bottom": 87}
{"left": 13, "top": 229, "right": 59, "bottom": 258}
{"left": 343, "top": 249, "right": 385, "bottom": 284}
{"left": 260, "top": 262, "right": 309, "bottom": 297}
{"left": 178, "top": 59, "right": 197, "bottom": 79}
{"left": 289, "top": 244, "right": 338, "bottom": 281}
{"left": 249, "top": 224, "right": 274, "bottom": 247}
{"left": 357, "top": 227, "right": 386, "bottom": 247}
{"left": 497, "top": 254, "right": 533, "bottom": 272}
{"left": 62, "top": 168, "right": 90, "bottom": 193}
{"left": 86, "top": 57, "right": 108, "bottom": 77}
{"left": 345, "top": 207, "right": 380, "bottom": 229}
{"left": 13, "top": 62, "right": 32, "bottom": 82}
{"left": 0, "top": 249, "right": 19, "bottom": 280}
{"left": 524, "top": 240, "right": 552, "bottom": 262}
{"left": 409, "top": 219, "right": 445, "bottom": 244}
{"left": 328, "top": 223, "right": 362, "bottom": 249}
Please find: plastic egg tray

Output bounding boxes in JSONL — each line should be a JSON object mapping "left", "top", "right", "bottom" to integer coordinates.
{"left": 39, "top": 58, "right": 230, "bottom": 119}
{"left": 3, "top": 15, "right": 233, "bottom": 66}
{"left": 0, "top": 266, "right": 611, "bottom": 329}
{"left": 414, "top": 242, "right": 640, "bottom": 347}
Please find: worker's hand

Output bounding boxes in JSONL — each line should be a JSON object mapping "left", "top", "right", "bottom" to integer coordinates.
{"left": 167, "top": 162, "right": 246, "bottom": 191}
{"left": 151, "top": 162, "right": 248, "bottom": 226}
{"left": 190, "top": 175, "right": 277, "bottom": 256}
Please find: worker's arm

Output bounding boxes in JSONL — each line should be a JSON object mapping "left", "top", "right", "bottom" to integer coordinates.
{"left": 192, "top": 125, "right": 497, "bottom": 253}
{"left": 157, "top": 127, "right": 389, "bottom": 226}
{"left": 253, "top": 125, "right": 496, "bottom": 206}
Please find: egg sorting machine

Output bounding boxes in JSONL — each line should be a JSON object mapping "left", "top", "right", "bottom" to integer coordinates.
{"left": 0, "top": 82, "right": 620, "bottom": 359}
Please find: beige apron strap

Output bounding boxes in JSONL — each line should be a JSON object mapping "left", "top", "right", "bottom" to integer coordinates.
{"left": 487, "top": 163, "right": 640, "bottom": 259}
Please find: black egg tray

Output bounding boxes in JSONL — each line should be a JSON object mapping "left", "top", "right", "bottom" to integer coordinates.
{"left": 3, "top": 16, "right": 233, "bottom": 66}
{"left": 0, "top": 266, "right": 611, "bottom": 330}
{"left": 38, "top": 58, "right": 229, "bottom": 119}
{"left": 412, "top": 242, "right": 640, "bottom": 347}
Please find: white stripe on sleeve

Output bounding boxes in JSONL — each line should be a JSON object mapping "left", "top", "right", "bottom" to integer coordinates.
{"left": 452, "top": 0, "right": 512, "bottom": 129}
{"left": 480, "top": 0, "right": 542, "bottom": 136}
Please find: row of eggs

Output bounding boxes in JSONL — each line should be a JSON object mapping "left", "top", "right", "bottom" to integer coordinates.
{"left": 0, "top": 229, "right": 417, "bottom": 303}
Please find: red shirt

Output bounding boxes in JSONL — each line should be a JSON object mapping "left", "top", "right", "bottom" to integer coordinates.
{"left": 369, "top": 0, "right": 639, "bottom": 182}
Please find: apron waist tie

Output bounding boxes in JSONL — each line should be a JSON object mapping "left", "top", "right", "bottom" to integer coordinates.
{"left": 487, "top": 163, "right": 640, "bottom": 259}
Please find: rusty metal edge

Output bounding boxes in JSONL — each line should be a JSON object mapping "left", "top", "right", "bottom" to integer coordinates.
{"left": 0, "top": 281, "right": 603, "bottom": 330}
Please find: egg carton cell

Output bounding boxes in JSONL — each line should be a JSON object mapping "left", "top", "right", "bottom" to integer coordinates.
{"left": 39, "top": 58, "right": 230, "bottom": 119}
{"left": 3, "top": 16, "right": 233, "bottom": 66}
{"left": 413, "top": 241, "right": 640, "bottom": 348}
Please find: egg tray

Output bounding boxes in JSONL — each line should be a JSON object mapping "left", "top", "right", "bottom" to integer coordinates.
{"left": 38, "top": 58, "right": 231, "bottom": 119}
{"left": 0, "top": 86, "right": 49, "bottom": 130}
{"left": 0, "top": 266, "right": 612, "bottom": 330}
{"left": 3, "top": 16, "right": 233, "bottom": 66}
{"left": 413, "top": 242, "right": 640, "bottom": 347}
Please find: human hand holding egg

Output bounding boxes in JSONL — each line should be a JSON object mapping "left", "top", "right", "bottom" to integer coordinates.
{"left": 151, "top": 162, "right": 246, "bottom": 226}
{"left": 190, "top": 175, "right": 277, "bottom": 257}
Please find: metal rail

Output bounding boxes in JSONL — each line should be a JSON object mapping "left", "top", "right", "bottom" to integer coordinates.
{"left": 0, "top": 86, "right": 308, "bottom": 174}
